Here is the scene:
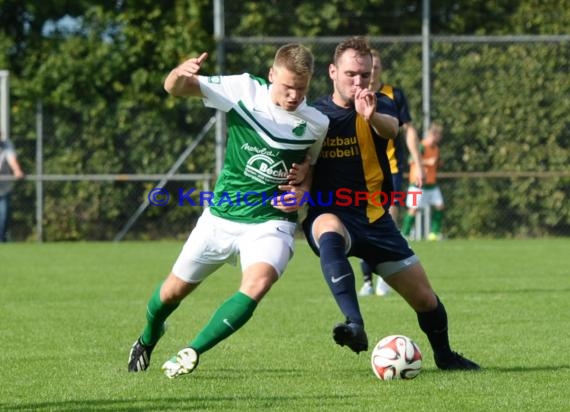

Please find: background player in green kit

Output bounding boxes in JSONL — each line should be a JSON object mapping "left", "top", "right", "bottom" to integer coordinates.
{"left": 128, "top": 44, "right": 329, "bottom": 378}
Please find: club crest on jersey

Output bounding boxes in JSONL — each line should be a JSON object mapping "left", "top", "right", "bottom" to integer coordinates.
{"left": 208, "top": 76, "right": 221, "bottom": 84}
{"left": 244, "top": 154, "right": 288, "bottom": 184}
{"left": 292, "top": 121, "right": 307, "bottom": 137}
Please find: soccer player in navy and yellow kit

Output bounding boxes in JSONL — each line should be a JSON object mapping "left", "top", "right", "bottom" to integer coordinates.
{"left": 372, "top": 49, "right": 424, "bottom": 220}
{"left": 303, "top": 37, "right": 480, "bottom": 371}
{"left": 359, "top": 49, "right": 425, "bottom": 297}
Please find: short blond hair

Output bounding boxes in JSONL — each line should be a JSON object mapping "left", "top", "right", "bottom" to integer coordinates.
{"left": 273, "top": 44, "right": 314, "bottom": 76}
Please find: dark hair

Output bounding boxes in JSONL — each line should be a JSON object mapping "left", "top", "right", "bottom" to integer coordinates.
{"left": 333, "top": 36, "right": 372, "bottom": 66}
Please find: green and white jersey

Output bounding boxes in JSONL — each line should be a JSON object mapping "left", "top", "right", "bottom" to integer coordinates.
{"left": 198, "top": 73, "right": 329, "bottom": 223}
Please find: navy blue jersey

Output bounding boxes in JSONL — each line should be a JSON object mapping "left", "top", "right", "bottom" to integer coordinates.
{"left": 310, "top": 94, "right": 398, "bottom": 223}
{"left": 379, "top": 84, "right": 413, "bottom": 173}
{"left": 391, "top": 86, "right": 412, "bottom": 125}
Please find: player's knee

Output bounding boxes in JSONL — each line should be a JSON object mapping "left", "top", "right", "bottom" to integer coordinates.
{"left": 239, "top": 281, "right": 273, "bottom": 302}
{"left": 161, "top": 273, "right": 199, "bottom": 303}
{"left": 410, "top": 291, "right": 438, "bottom": 312}
{"left": 240, "top": 264, "right": 278, "bottom": 300}
{"left": 313, "top": 214, "right": 346, "bottom": 241}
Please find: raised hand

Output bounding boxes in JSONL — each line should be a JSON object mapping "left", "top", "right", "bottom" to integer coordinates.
{"left": 165, "top": 52, "right": 208, "bottom": 96}
{"left": 174, "top": 52, "right": 208, "bottom": 77}
{"left": 354, "top": 87, "right": 377, "bottom": 122}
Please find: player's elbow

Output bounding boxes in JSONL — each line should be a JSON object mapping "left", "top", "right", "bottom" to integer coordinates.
{"left": 164, "top": 78, "right": 177, "bottom": 95}
{"left": 387, "top": 118, "right": 398, "bottom": 139}
{"left": 164, "top": 84, "right": 188, "bottom": 98}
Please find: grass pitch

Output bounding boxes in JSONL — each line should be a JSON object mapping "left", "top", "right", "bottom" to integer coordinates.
{"left": 1, "top": 238, "right": 569, "bottom": 411}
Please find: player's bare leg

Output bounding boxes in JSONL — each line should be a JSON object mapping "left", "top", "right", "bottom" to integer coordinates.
{"left": 163, "top": 263, "right": 278, "bottom": 378}
{"left": 387, "top": 264, "right": 480, "bottom": 370}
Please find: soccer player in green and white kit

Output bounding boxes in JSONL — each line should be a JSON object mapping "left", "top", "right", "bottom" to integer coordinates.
{"left": 128, "top": 45, "right": 329, "bottom": 378}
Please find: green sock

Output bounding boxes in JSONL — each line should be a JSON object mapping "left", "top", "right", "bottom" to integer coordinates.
{"left": 401, "top": 213, "right": 415, "bottom": 236}
{"left": 431, "top": 209, "right": 444, "bottom": 234}
{"left": 141, "top": 283, "right": 179, "bottom": 346}
{"left": 189, "top": 291, "right": 257, "bottom": 354}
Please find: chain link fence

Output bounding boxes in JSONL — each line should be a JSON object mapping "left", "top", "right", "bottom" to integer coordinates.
{"left": 6, "top": 35, "right": 569, "bottom": 241}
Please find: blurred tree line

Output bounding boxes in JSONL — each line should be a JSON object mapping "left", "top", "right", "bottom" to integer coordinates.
{"left": 0, "top": 0, "right": 568, "bottom": 240}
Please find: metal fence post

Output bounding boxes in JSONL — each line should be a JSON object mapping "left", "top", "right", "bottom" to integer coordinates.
{"left": 35, "top": 100, "right": 43, "bottom": 243}
{"left": 0, "top": 70, "right": 9, "bottom": 141}
{"left": 214, "top": 0, "right": 226, "bottom": 175}
{"left": 422, "top": 0, "right": 431, "bottom": 133}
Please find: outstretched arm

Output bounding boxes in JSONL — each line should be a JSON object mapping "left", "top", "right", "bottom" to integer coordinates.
{"left": 164, "top": 52, "right": 208, "bottom": 97}
{"left": 404, "top": 123, "right": 423, "bottom": 187}
{"left": 7, "top": 154, "right": 24, "bottom": 179}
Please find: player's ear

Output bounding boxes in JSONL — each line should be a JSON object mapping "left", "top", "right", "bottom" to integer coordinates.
{"left": 328, "top": 63, "right": 336, "bottom": 80}
{"left": 268, "top": 67, "right": 275, "bottom": 83}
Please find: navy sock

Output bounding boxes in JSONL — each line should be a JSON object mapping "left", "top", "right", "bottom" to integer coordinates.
{"left": 416, "top": 295, "right": 452, "bottom": 357}
{"left": 360, "top": 260, "right": 373, "bottom": 283}
{"left": 319, "top": 232, "right": 363, "bottom": 325}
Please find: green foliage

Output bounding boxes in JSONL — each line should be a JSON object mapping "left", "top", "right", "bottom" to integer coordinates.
{"left": 510, "top": 0, "right": 570, "bottom": 33}
{"left": 1, "top": 1, "right": 568, "bottom": 240}
{"left": 432, "top": 40, "right": 569, "bottom": 237}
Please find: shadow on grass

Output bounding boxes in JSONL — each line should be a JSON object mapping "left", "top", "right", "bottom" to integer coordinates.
{"left": 1, "top": 394, "right": 361, "bottom": 411}
{"left": 480, "top": 365, "right": 570, "bottom": 373}
{"left": 448, "top": 288, "right": 570, "bottom": 294}
{"left": 422, "top": 364, "right": 570, "bottom": 374}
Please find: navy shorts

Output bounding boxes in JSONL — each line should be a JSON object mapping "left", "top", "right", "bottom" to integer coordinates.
{"left": 302, "top": 209, "right": 418, "bottom": 277}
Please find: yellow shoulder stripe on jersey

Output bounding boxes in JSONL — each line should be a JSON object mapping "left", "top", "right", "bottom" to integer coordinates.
{"left": 379, "top": 84, "right": 398, "bottom": 173}
{"left": 386, "top": 139, "right": 398, "bottom": 173}
{"left": 356, "top": 114, "right": 385, "bottom": 223}
{"left": 379, "top": 84, "right": 394, "bottom": 100}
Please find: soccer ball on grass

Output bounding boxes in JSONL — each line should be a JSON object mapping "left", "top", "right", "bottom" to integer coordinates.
{"left": 371, "top": 335, "right": 422, "bottom": 380}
